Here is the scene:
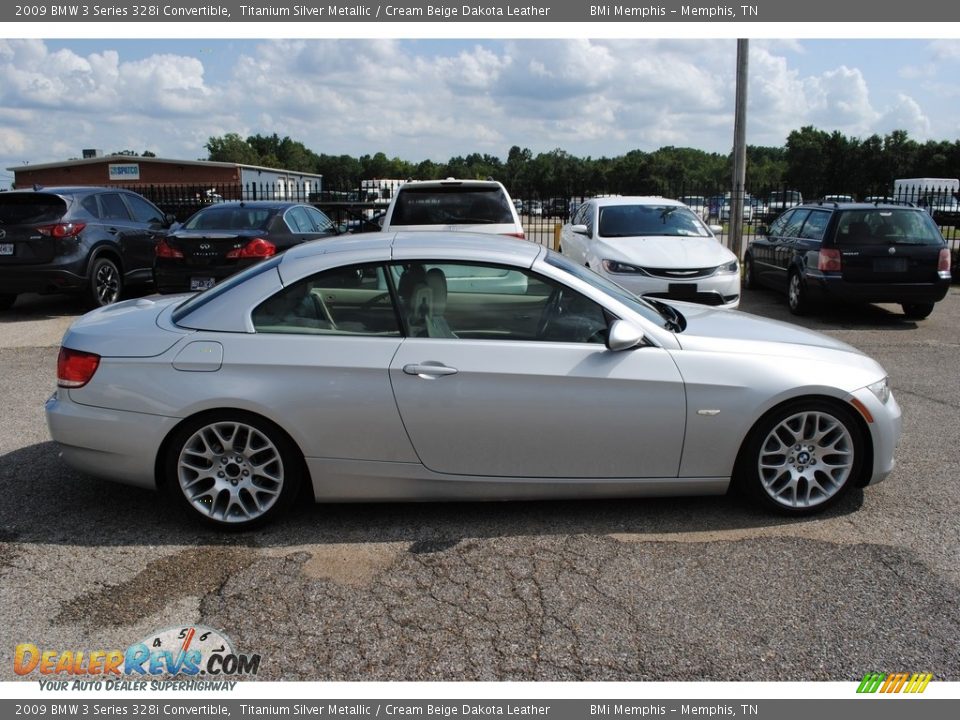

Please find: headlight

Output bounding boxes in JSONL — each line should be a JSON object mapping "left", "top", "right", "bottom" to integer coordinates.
{"left": 602, "top": 259, "right": 642, "bottom": 274}
{"left": 867, "top": 377, "right": 891, "bottom": 404}
{"left": 716, "top": 260, "right": 739, "bottom": 275}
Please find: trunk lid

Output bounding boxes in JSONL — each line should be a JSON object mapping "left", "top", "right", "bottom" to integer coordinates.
{"left": 62, "top": 295, "right": 192, "bottom": 357}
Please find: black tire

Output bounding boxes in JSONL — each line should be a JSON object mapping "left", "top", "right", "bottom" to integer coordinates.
{"left": 0, "top": 293, "right": 17, "bottom": 311}
{"left": 901, "top": 302, "right": 934, "bottom": 320}
{"left": 735, "top": 399, "right": 865, "bottom": 515}
{"left": 87, "top": 256, "right": 123, "bottom": 307}
{"left": 163, "top": 411, "right": 303, "bottom": 530}
{"left": 742, "top": 255, "right": 756, "bottom": 290}
{"left": 787, "top": 270, "right": 809, "bottom": 315}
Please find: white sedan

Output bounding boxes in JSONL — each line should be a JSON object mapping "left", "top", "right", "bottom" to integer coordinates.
{"left": 560, "top": 197, "right": 741, "bottom": 309}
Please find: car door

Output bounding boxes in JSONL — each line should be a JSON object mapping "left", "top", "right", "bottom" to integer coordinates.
{"left": 560, "top": 202, "right": 592, "bottom": 264}
{"left": 120, "top": 193, "right": 169, "bottom": 278}
{"left": 96, "top": 192, "right": 152, "bottom": 278}
{"left": 751, "top": 209, "right": 792, "bottom": 286}
{"left": 388, "top": 260, "right": 686, "bottom": 479}
{"left": 771, "top": 208, "right": 810, "bottom": 289}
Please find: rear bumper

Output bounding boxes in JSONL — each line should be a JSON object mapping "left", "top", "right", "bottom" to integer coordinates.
{"left": 806, "top": 273, "right": 950, "bottom": 305}
{"left": 45, "top": 391, "right": 177, "bottom": 490}
{"left": 0, "top": 264, "right": 87, "bottom": 294}
{"left": 153, "top": 260, "right": 256, "bottom": 293}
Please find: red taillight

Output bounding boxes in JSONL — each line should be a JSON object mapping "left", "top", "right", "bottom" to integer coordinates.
{"left": 939, "top": 248, "right": 951, "bottom": 274}
{"left": 154, "top": 238, "right": 184, "bottom": 259}
{"left": 57, "top": 347, "right": 101, "bottom": 388}
{"left": 226, "top": 238, "right": 276, "bottom": 259}
{"left": 36, "top": 222, "right": 86, "bottom": 238}
{"left": 818, "top": 248, "right": 842, "bottom": 272}
{"left": 502, "top": 231, "right": 526, "bottom": 239}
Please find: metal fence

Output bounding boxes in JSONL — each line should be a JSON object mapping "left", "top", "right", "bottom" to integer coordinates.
{"left": 125, "top": 181, "right": 960, "bottom": 272}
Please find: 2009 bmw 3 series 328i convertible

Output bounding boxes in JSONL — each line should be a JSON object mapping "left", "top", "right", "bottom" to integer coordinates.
{"left": 46, "top": 232, "right": 901, "bottom": 528}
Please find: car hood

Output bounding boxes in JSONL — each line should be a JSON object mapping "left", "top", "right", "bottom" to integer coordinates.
{"left": 670, "top": 302, "right": 873, "bottom": 362}
{"left": 61, "top": 295, "right": 192, "bottom": 358}
{"left": 597, "top": 235, "right": 734, "bottom": 268}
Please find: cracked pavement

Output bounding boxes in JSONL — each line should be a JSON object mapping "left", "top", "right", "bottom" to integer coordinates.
{"left": 1, "top": 287, "right": 959, "bottom": 681}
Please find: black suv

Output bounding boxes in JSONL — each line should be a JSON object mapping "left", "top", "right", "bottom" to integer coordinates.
{"left": 744, "top": 202, "right": 951, "bottom": 319}
{"left": 0, "top": 186, "right": 174, "bottom": 310}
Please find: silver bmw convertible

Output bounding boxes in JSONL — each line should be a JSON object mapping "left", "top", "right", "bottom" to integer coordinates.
{"left": 46, "top": 232, "right": 901, "bottom": 528}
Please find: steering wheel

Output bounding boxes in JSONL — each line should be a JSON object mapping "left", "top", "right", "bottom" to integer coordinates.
{"left": 536, "top": 287, "right": 564, "bottom": 339}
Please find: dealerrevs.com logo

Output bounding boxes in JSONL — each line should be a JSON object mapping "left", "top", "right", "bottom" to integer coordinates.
{"left": 14, "top": 626, "right": 260, "bottom": 681}
{"left": 857, "top": 672, "right": 933, "bottom": 694}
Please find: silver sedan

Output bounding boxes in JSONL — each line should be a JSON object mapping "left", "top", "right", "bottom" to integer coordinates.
{"left": 46, "top": 232, "right": 901, "bottom": 528}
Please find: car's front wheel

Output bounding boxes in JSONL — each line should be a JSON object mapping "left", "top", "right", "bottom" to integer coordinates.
{"left": 737, "top": 400, "right": 864, "bottom": 515}
{"left": 742, "top": 255, "right": 756, "bottom": 290}
{"left": 787, "top": 271, "right": 809, "bottom": 315}
{"left": 164, "top": 412, "right": 303, "bottom": 529}
{"left": 902, "top": 302, "right": 934, "bottom": 320}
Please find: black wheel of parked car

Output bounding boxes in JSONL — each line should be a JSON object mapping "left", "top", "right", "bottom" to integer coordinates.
{"left": 787, "top": 270, "right": 809, "bottom": 315}
{"left": 742, "top": 255, "right": 757, "bottom": 290}
{"left": 901, "top": 302, "right": 934, "bottom": 320}
{"left": 88, "top": 256, "right": 123, "bottom": 307}
{"left": 164, "top": 411, "right": 303, "bottom": 530}
{"left": 737, "top": 399, "right": 865, "bottom": 515}
{"left": 0, "top": 293, "right": 17, "bottom": 311}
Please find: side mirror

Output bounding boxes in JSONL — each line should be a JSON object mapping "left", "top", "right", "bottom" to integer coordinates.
{"left": 571, "top": 223, "right": 590, "bottom": 236}
{"left": 709, "top": 224, "right": 723, "bottom": 234}
{"left": 756, "top": 225, "right": 769, "bottom": 236}
{"left": 164, "top": 213, "right": 177, "bottom": 227}
{"left": 606, "top": 319, "right": 645, "bottom": 352}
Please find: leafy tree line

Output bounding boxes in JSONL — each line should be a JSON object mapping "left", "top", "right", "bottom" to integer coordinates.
{"left": 203, "top": 128, "right": 959, "bottom": 199}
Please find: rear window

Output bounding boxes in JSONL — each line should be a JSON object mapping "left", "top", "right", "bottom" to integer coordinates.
{"left": 172, "top": 255, "right": 283, "bottom": 325}
{"left": 0, "top": 193, "right": 67, "bottom": 224}
{"left": 183, "top": 206, "right": 275, "bottom": 231}
{"left": 390, "top": 187, "right": 514, "bottom": 225}
{"left": 598, "top": 204, "right": 710, "bottom": 238}
{"left": 834, "top": 209, "right": 944, "bottom": 246}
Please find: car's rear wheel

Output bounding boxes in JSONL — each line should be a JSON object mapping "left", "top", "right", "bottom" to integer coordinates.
{"left": 0, "top": 293, "right": 17, "bottom": 311}
{"left": 88, "top": 256, "right": 123, "bottom": 307}
{"left": 901, "top": 302, "right": 934, "bottom": 320}
{"left": 738, "top": 400, "right": 864, "bottom": 515}
{"left": 787, "top": 271, "right": 809, "bottom": 315}
{"left": 742, "top": 255, "right": 756, "bottom": 290}
{"left": 164, "top": 412, "right": 302, "bottom": 529}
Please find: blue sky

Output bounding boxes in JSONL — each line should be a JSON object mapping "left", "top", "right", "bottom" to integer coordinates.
{"left": 2, "top": 38, "right": 959, "bottom": 181}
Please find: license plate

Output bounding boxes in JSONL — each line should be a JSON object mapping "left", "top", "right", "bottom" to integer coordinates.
{"left": 190, "top": 277, "right": 215, "bottom": 291}
{"left": 874, "top": 258, "right": 908, "bottom": 272}
{"left": 668, "top": 282, "right": 698, "bottom": 298}
{"left": 0, "top": 243, "right": 13, "bottom": 256}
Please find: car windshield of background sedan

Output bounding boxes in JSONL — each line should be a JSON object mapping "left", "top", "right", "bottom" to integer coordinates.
{"left": 182, "top": 206, "right": 274, "bottom": 231}
{"left": 598, "top": 204, "right": 710, "bottom": 238}
{"left": 390, "top": 187, "right": 516, "bottom": 225}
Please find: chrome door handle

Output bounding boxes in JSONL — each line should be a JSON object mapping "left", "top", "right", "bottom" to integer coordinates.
{"left": 403, "top": 362, "right": 458, "bottom": 378}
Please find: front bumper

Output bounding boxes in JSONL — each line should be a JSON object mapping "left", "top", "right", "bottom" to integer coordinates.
{"left": 603, "top": 269, "right": 741, "bottom": 309}
{"left": 45, "top": 391, "right": 178, "bottom": 490}
{"left": 848, "top": 385, "right": 902, "bottom": 486}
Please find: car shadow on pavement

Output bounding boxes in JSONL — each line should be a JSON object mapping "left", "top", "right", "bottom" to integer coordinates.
{"left": 738, "top": 288, "right": 927, "bottom": 331}
{"left": 0, "top": 441, "right": 864, "bottom": 552}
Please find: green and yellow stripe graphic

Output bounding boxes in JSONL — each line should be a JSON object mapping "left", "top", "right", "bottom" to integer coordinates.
{"left": 857, "top": 672, "right": 932, "bottom": 694}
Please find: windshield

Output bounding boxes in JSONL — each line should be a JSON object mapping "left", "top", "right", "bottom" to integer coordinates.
{"left": 391, "top": 187, "right": 515, "bottom": 225}
{"left": 544, "top": 251, "right": 679, "bottom": 330}
{"left": 835, "top": 209, "right": 944, "bottom": 246}
{"left": 183, "top": 206, "right": 275, "bottom": 231}
{"left": 598, "top": 204, "right": 710, "bottom": 238}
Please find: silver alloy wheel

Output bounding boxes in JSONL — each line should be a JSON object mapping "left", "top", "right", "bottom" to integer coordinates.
{"left": 177, "top": 421, "right": 284, "bottom": 523}
{"left": 757, "top": 410, "right": 854, "bottom": 508}
{"left": 788, "top": 273, "right": 802, "bottom": 311}
{"left": 95, "top": 261, "right": 121, "bottom": 305}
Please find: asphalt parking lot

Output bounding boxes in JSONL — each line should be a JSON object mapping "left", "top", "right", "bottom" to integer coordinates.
{"left": 1, "top": 285, "right": 959, "bottom": 682}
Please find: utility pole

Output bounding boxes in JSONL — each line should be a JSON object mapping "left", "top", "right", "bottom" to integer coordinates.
{"left": 730, "top": 39, "right": 749, "bottom": 260}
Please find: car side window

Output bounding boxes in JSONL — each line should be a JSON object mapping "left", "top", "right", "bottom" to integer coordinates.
{"left": 798, "top": 210, "right": 830, "bottom": 241}
{"left": 99, "top": 193, "right": 132, "bottom": 221}
{"left": 124, "top": 194, "right": 165, "bottom": 225}
{"left": 782, "top": 209, "right": 810, "bottom": 238}
{"left": 252, "top": 264, "right": 399, "bottom": 336}
{"left": 389, "top": 261, "right": 608, "bottom": 344}
{"left": 81, "top": 195, "right": 102, "bottom": 219}
{"left": 767, "top": 210, "right": 794, "bottom": 237}
{"left": 305, "top": 206, "right": 335, "bottom": 232}
{"left": 284, "top": 207, "right": 313, "bottom": 233}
